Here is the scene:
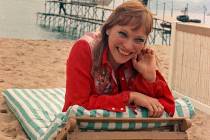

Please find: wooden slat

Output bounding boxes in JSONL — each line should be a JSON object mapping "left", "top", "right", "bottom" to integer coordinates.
{"left": 76, "top": 117, "right": 191, "bottom": 131}
{"left": 176, "top": 23, "right": 210, "bottom": 37}
{"left": 76, "top": 116, "right": 186, "bottom": 123}
{"left": 56, "top": 118, "right": 77, "bottom": 140}
{"left": 68, "top": 131, "right": 188, "bottom": 140}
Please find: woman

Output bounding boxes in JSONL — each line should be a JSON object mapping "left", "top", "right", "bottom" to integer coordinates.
{"left": 62, "top": 0, "right": 175, "bottom": 117}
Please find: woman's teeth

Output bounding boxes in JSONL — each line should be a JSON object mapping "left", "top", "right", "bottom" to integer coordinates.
{"left": 118, "top": 47, "right": 130, "bottom": 56}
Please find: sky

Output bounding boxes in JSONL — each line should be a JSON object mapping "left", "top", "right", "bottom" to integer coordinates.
{"left": 149, "top": 0, "right": 210, "bottom": 13}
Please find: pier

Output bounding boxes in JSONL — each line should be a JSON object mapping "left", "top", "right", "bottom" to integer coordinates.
{"left": 36, "top": 0, "right": 171, "bottom": 45}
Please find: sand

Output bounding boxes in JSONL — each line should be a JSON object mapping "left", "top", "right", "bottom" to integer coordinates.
{"left": 0, "top": 38, "right": 210, "bottom": 140}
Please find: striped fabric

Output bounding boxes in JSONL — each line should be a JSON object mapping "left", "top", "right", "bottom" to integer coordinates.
{"left": 3, "top": 88, "right": 195, "bottom": 140}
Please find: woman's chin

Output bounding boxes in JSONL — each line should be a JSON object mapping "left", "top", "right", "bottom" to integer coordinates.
{"left": 115, "top": 58, "right": 129, "bottom": 65}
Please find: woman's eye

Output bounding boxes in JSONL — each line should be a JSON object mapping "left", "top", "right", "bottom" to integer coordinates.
{"left": 134, "top": 38, "right": 145, "bottom": 44}
{"left": 118, "top": 31, "right": 127, "bottom": 38}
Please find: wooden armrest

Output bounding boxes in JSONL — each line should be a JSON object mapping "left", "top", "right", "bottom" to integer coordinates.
{"left": 77, "top": 116, "right": 186, "bottom": 123}
{"left": 56, "top": 117, "right": 191, "bottom": 140}
{"left": 76, "top": 116, "right": 191, "bottom": 131}
{"left": 56, "top": 118, "right": 77, "bottom": 140}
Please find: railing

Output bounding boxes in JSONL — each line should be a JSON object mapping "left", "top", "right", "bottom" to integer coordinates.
{"left": 149, "top": 17, "right": 171, "bottom": 45}
{"left": 37, "top": 0, "right": 171, "bottom": 45}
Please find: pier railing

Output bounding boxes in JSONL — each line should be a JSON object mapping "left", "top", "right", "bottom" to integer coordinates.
{"left": 37, "top": 0, "right": 171, "bottom": 45}
{"left": 37, "top": 0, "right": 112, "bottom": 39}
{"left": 149, "top": 17, "right": 171, "bottom": 45}
{"left": 169, "top": 22, "right": 210, "bottom": 114}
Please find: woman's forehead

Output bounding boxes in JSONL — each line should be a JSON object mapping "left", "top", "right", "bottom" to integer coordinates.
{"left": 117, "top": 16, "right": 146, "bottom": 30}
{"left": 116, "top": 24, "right": 146, "bottom": 36}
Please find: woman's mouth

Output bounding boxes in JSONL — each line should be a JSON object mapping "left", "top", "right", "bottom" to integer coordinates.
{"left": 117, "top": 47, "right": 132, "bottom": 56}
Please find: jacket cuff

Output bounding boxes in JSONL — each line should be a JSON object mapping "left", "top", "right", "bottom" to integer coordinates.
{"left": 106, "top": 91, "right": 130, "bottom": 112}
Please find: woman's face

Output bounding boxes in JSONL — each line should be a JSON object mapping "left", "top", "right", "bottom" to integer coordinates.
{"left": 106, "top": 24, "right": 147, "bottom": 68}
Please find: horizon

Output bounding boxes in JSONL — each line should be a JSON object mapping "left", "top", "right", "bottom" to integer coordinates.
{"left": 147, "top": 0, "right": 210, "bottom": 24}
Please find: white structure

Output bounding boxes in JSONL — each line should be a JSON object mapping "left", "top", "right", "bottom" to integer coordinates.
{"left": 169, "top": 22, "right": 210, "bottom": 115}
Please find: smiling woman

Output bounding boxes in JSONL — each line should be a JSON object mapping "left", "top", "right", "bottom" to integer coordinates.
{"left": 62, "top": 0, "right": 175, "bottom": 118}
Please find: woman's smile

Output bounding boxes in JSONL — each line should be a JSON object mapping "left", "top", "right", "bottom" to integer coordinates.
{"left": 117, "top": 46, "right": 133, "bottom": 56}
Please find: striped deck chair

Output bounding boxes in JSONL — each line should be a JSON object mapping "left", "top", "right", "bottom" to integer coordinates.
{"left": 2, "top": 88, "right": 195, "bottom": 140}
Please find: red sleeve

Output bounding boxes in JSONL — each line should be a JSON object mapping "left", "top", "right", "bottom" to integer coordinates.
{"left": 131, "top": 70, "right": 175, "bottom": 116}
{"left": 62, "top": 40, "right": 130, "bottom": 112}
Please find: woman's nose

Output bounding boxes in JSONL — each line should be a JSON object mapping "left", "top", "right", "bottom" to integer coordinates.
{"left": 123, "top": 39, "right": 139, "bottom": 52}
{"left": 123, "top": 39, "right": 135, "bottom": 51}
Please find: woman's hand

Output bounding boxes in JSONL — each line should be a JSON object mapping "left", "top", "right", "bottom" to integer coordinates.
{"left": 132, "top": 47, "right": 157, "bottom": 82}
{"left": 129, "top": 92, "right": 164, "bottom": 117}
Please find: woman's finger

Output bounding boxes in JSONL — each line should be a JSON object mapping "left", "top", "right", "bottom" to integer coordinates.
{"left": 147, "top": 104, "right": 154, "bottom": 117}
{"left": 156, "top": 105, "right": 164, "bottom": 117}
{"left": 132, "top": 55, "right": 138, "bottom": 65}
{"left": 150, "top": 101, "right": 164, "bottom": 117}
{"left": 151, "top": 103, "right": 159, "bottom": 117}
{"left": 140, "top": 47, "right": 147, "bottom": 54}
{"left": 148, "top": 48, "right": 154, "bottom": 55}
{"left": 145, "top": 48, "right": 150, "bottom": 53}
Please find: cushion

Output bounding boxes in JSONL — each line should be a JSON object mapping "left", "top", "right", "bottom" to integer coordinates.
{"left": 3, "top": 88, "right": 195, "bottom": 140}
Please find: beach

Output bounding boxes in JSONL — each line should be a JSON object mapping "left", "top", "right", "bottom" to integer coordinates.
{"left": 0, "top": 38, "right": 210, "bottom": 140}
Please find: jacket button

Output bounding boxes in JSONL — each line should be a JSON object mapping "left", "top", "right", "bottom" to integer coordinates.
{"left": 112, "top": 107, "right": 115, "bottom": 110}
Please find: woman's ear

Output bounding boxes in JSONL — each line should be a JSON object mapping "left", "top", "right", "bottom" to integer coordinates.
{"left": 106, "top": 30, "right": 110, "bottom": 35}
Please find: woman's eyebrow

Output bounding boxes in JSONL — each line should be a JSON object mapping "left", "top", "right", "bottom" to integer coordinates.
{"left": 119, "top": 28, "right": 128, "bottom": 33}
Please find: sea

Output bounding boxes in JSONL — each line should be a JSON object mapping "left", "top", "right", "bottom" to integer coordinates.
{"left": 0, "top": 0, "right": 69, "bottom": 40}
{"left": 0, "top": 0, "right": 209, "bottom": 40}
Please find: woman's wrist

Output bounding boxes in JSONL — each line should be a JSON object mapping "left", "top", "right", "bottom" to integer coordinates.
{"left": 129, "top": 92, "right": 136, "bottom": 104}
{"left": 142, "top": 69, "right": 156, "bottom": 82}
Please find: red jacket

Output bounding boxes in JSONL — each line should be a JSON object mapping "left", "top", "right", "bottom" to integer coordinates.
{"left": 62, "top": 33, "right": 175, "bottom": 116}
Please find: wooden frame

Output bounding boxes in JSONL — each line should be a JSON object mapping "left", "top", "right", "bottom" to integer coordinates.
{"left": 56, "top": 117, "right": 191, "bottom": 140}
